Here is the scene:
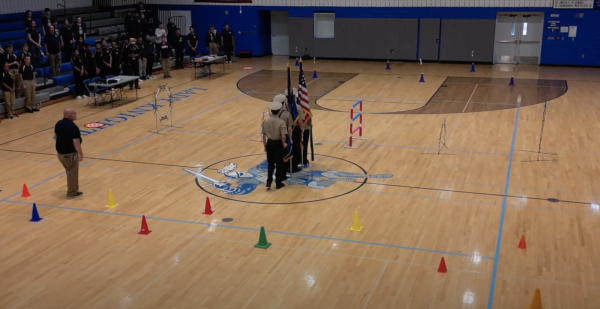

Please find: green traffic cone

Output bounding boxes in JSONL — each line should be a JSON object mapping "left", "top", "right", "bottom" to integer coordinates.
{"left": 254, "top": 226, "right": 271, "bottom": 249}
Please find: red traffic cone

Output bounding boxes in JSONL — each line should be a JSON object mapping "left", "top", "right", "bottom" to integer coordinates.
{"left": 138, "top": 215, "right": 152, "bottom": 235}
{"left": 438, "top": 257, "right": 447, "bottom": 273}
{"left": 203, "top": 197, "right": 214, "bottom": 215}
{"left": 21, "top": 184, "right": 31, "bottom": 197}
{"left": 518, "top": 235, "right": 527, "bottom": 249}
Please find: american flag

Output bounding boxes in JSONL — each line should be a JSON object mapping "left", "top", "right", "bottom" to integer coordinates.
{"left": 298, "top": 62, "right": 311, "bottom": 122}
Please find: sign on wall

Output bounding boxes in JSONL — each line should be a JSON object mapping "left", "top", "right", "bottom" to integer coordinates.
{"left": 553, "top": 0, "right": 594, "bottom": 8}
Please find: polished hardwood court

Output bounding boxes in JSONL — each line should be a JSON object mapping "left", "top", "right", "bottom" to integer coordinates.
{"left": 1, "top": 57, "right": 600, "bottom": 309}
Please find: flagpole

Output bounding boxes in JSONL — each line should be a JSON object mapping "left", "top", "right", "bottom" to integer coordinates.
{"left": 310, "top": 128, "right": 314, "bottom": 161}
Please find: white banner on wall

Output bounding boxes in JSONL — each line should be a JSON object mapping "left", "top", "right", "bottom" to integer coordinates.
{"left": 553, "top": 0, "right": 594, "bottom": 8}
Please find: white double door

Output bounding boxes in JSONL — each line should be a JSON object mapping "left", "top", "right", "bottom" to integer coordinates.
{"left": 494, "top": 13, "right": 544, "bottom": 65}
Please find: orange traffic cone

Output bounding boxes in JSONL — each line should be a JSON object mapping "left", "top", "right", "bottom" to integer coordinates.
{"left": 527, "top": 288, "right": 544, "bottom": 309}
{"left": 21, "top": 184, "right": 31, "bottom": 197}
{"left": 438, "top": 257, "right": 447, "bottom": 273}
{"left": 138, "top": 215, "right": 152, "bottom": 235}
{"left": 202, "top": 197, "right": 214, "bottom": 215}
{"left": 518, "top": 235, "right": 527, "bottom": 249}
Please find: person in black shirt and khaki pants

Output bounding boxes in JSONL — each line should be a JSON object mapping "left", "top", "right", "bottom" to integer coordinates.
{"left": 45, "top": 25, "right": 62, "bottom": 78}
{"left": 19, "top": 55, "right": 38, "bottom": 112}
{"left": 2, "top": 63, "right": 17, "bottom": 119}
{"left": 54, "top": 108, "right": 83, "bottom": 199}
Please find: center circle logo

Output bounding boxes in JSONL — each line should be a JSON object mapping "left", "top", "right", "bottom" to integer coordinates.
{"left": 84, "top": 122, "right": 105, "bottom": 128}
{"left": 183, "top": 154, "right": 393, "bottom": 205}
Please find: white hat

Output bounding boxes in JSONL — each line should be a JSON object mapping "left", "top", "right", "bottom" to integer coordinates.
{"left": 273, "top": 94, "right": 286, "bottom": 103}
{"left": 269, "top": 101, "right": 283, "bottom": 110}
{"left": 284, "top": 88, "right": 298, "bottom": 97}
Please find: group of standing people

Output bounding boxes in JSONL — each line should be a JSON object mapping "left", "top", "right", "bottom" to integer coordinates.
{"left": 1, "top": 42, "right": 39, "bottom": 117}
{"left": 261, "top": 90, "right": 313, "bottom": 189}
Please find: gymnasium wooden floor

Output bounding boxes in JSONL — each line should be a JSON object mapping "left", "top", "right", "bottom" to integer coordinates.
{"left": 1, "top": 56, "right": 600, "bottom": 309}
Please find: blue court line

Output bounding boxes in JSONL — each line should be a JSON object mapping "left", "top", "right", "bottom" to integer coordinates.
{"left": 487, "top": 105, "right": 520, "bottom": 309}
{"left": 0, "top": 95, "right": 243, "bottom": 203}
{"left": 166, "top": 128, "right": 509, "bottom": 156}
{"left": 1, "top": 199, "right": 494, "bottom": 260}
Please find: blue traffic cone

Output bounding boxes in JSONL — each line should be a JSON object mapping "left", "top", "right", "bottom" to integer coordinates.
{"left": 419, "top": 73, "right": 425, "bottom": 83}
{"left": 470, "top": 63, "right": 476, "bottom": 72}
{"left": 295, "top": 58, "right": 299, "bottom": 66}
{"left": 29, "top": 203, "right": 43, "bottom": 222}
{"left": 509, "top": 76, "right": 515, "bottom": 86}
{"left": 385, "top": 60, "right": 391, "bottom": 70}
{"left": 312, "top": 69, "right": 318, "bottom": 79}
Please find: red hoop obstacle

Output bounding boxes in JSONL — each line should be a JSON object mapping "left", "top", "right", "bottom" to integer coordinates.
{"left": 345, "top": 100, "right": 367, "bottom": 149}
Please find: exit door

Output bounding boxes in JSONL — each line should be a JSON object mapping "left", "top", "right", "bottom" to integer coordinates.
{"left": 493, "top": 13, "right": 544, "bottom": 64}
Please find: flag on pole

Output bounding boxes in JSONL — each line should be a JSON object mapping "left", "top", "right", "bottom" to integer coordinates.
{"left": 283, "top": 63, "right": 297, "bottom": 163}
{"left": 298, "top": 60, "right": 311, "bottom": 122}
{"left": 287, "top": 65, "right": 299, "bottom": 125}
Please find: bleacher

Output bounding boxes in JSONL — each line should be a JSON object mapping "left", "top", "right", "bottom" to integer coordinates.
{"left": 0, "top": 5, "right": 191, "bottom": 116}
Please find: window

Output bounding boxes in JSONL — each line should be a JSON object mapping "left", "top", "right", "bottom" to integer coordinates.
{"left": 314, "top": 13, "right": 334, "bottom": 39}
{"left": 511, "top": 22, "right": 528, "bottom": 36}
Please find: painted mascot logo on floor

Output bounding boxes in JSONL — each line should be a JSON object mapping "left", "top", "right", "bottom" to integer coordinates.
{"left": 184, "top": 160, "right": 393, "bottom": 195}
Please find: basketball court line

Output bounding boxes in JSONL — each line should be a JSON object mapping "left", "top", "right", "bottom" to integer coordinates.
{"left": 0, "top": 149, "right": 206, "bottom": 170}
{"left": 318, "top": 98, "right": 425, "bottom": 105}
{"left": 0, "top": 94, "right": 244, "bottom": 202}
{"left": 487, "top": 103, "right": 520, "bottom": 309}
{"left": 362, "top": 261, "right": 389, "bottom": 309}
{"left": 2, "top": 200, "right": 494, "bottom": 260}
{"left": 360, "top": 189, "right": 598, "bottom": 216}
{"left": 247, "top": 90, "right": 326, "bottom": 97}
{"left": 1, "top": 146, "right": 594, "bottom": 211}
{"left": 3, "top": 150, "right": 597, "bottom": 212}
{"left": 0, "top": 150, "right": 591, "bottom": 216}
{"left": 429, "top": 99, "right": 518, "bottom": 106}
{"left": 8, "top": 209, "right": 600, "bottom": 291}
{"left": 444, "top": 82, "right": 567, "bottom": 88}
{"left": 0, "top": 210, "right": 492, "bottom": 278}
{"left": 166, "top": 128, "right": 509, "bottom": 156}
{"left": 446, "top": 84, "right": 479, "bottom": 147}
{"left": 0, "top": 80, "right": 210, "bottom": 148}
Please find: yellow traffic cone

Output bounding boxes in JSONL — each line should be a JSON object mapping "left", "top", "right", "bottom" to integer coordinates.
{"left": 527, "top": 288, "right": 544, "bottom": 309}
{"left": 350, "top": 211, "right": 363, "bottom": 231}
{"left": 105, "top": 189, "right": 118, "bottom": 208}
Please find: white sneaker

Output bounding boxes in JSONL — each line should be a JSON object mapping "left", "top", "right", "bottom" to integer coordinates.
{"left": 76, "top": 96, "right": 82, "bottom": 100}
{"left": 138, "top": 79, "right": 143, "bottom": 82}
{"left": 83, "top": 95, "right": 88, "bottom": 98}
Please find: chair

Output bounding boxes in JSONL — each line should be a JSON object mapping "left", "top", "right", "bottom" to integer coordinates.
{"left": 85, "top": 78, "right": 112, "bottom": 106}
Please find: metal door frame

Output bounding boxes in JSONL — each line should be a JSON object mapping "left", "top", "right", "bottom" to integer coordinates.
{"left": 495, "top": 12, "right": 543, "bottom": 65}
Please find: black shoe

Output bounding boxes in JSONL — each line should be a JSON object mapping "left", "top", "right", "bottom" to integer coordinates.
{"left": 33, "top": 109, "right": 40, "bottom": 112}
{"left": 276, "top": 183, "right": 285, "bottom": 189}
{"left": 66, "top": 191, "right": 83, "bottom": 199}
{"left": 266, "top": 181, "right": 272, "bottom": 189}
{"left": 291, "top": 168, "right": 302, "bottom": 173}
{"left": 26, "top": 108, "right": 34, "bottom": 113}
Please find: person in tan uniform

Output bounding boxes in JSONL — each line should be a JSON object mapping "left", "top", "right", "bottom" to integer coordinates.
{"left": 19, "top": 55, "right": 38, "bottom": 112}
{"left": 2, "top": 63, "right": 17, "bottom": 119}
{"left": 262, "top": 101, "right": 288, "bottom": 189}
